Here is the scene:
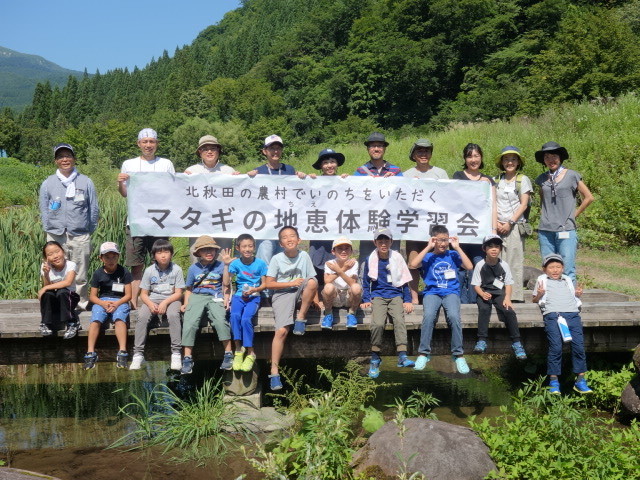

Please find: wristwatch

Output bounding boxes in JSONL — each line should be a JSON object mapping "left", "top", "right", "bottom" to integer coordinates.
{"left": 508, "top": 220, "right": 516, "bottom": 226}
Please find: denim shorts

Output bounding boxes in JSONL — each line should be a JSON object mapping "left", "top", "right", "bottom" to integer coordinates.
{"left": 91, "top": 297, "right": 130, "bottom": 323}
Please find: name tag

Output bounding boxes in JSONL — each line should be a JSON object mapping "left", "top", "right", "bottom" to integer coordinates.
{"left": 558, "top": 231, "right": 570, "bottom": 239}
{"left": 112, "top": 282, "right": 125, "bottom": 293}
{"left": 493, "top": 278, "right": 505, "bottom": 289}
{"left": 444, "top": 269, "right": 456, "bottom": 280}
{"left": 74, "top": 193, "right": 85, "bottom": 202}
{"left": 387, "top": 274, "right": 392, "bottom": 283}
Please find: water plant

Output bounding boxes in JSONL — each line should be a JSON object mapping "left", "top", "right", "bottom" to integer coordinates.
{"left": 580, "top": 362, "right": 635, "bottom": 414}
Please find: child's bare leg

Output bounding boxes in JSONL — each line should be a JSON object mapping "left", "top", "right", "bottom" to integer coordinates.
{"left": 234, "top": 340, "right": 243, "bottom": 351}
{"left": 321, "top": 283, "right": 337, "bottom": 314}
{"left": 409, "top": 269, "right": 420, "bottom": 304}
{"left": 271, "top": 326, "right": 289, "bottom": 375}
{"left": 114, "top": 320, "right": 128, "bottom": 351}
{"left": 349, "top": 284, "right": 363, "bottom": 313}
{"left": 297, "top": 279, "right": 318, "bottom": 320}
{"left": 130, "top": 265, "right": 143, "bottom": 309}
{"left": 184, "top": 346, "right": 193, "bottom": 357}
{"left": 87, "top": 321, "right": 101, "bottom": 352}
{"left": 221, "top": 339, "right": 232, "bottom": 352}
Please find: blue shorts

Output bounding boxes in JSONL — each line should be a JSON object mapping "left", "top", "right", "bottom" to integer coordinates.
{"left": 91, "top": 297, "right": 130, "bottom": 324}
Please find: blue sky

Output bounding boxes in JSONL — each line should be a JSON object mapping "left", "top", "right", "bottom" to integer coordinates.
{"left": 0, "top": 0, "right": 241, "bottom": 73}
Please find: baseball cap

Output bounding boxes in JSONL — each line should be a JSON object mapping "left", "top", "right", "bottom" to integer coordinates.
{"left": 100, "top": 242, "right": 120, "bottom": 255}
{"left": 264, "top": 134, "right": 284, "bottom": 148}
{"left": 332, "top": 236, "right": 353, "bottom": 249}
{"left": 482, "top": 234, "right": 503, "bottom": 248}
{"left": 138, "top": 128, "right": 158, "bottom": 140}
{"left": 542, "top": 253, "right": 564, "bottom": 267}
{"left": 53, "top": 143, "right": 75, "bottom": 157}
{"left": 373, "top": 227, "right": 393, "bottom": 240}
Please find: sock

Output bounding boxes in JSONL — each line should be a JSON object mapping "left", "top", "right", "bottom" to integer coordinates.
{"left": 371, "top": 351, "right": 381, "bottom": 362}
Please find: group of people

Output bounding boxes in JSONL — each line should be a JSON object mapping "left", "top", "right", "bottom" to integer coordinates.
{"left": 37, "top": 129, "right": 595, "bottom": 394}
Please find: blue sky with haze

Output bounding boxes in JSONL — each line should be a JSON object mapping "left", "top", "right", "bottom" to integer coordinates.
{"left": 1, "top": 0, "right": 240, "bottom": 72}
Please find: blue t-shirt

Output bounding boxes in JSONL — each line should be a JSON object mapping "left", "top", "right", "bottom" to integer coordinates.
{"left": 362, "top": 257, "right": 411, "bottom": 303}
{"left": 229, "top": 257, "right": 268, "bottom": 296}
{"left": 255, "top": 163, "right": 296, "bottom": 175}
{"left": 186, "top": 261, "right": 224, "bottom": 297}
{"left": 421, "top": 250, "right": 463, "bottom": 296}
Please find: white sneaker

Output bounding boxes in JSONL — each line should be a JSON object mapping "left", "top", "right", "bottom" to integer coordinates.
{"left": 129, "top": 354, "right": 144, "bottom": 370}
{"left": 170, "top": 353, "right": 182, "bottom": 371}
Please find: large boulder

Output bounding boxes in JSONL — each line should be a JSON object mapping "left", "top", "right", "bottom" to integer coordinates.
{"left": 223, "top": 368, "right": 259, "bottom": 396}
{"left": 620, "top": 343, "right": 640, "bottom": 418}
{"left": 633, "top": 343, "right": 640, "bottom": 375}
{"left": 0, "top": 469, "right": 61, "bottom": 480}
{"left": 352, "top": 418, "right": 496, "bottom": 480}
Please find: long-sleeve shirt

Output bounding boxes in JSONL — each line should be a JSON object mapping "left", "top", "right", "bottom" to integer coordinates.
{"left": 362, "top": 257, "right": 411, "bottom": 303}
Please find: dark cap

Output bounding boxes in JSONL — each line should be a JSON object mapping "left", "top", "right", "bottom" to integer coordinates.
{"left": 542, "top": 253, "right": 564, "bottom": 267}
{"left": 312, "top": 148, "right": 346, "bottom": 170}
{"left": 535, "top": 141, "right": 569, "bottom": 164}
{"left": 53, "top": 143, "right": 75, "bottom": 157}
{"left": 364, "top": 132, "right": 389, "bottom": 147}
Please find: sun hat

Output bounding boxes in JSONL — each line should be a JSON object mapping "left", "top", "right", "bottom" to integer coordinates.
{"left": 332, "top": 236, "right": 353, "bottom": 249}
{"left": 99, "top": 242, "right": 120, "bottom": 255}
{"left": 495, "top": 146, "right": 524, "bottom": 170}
{"left": 137, "top": 128, "right": 158, "bottom": 140}
{"left": 53, "top": 143, "right": 75, "bottom": 158}
{"left": 190, "top": 235, "right": 220, "bottom": 256}
{"left": 482, "top": 234, "right": 503, "bottom": 248}
{"left": 373, "top": 227, "right": 393, "bottom": 240}
{"left": 409, "top": 139, "right": 433, "bottom": 161}
{"left": 312, "top": 148, "right": 346, "bottom": 170}
{"left": 364, "top": 132, "right": 389, "bottom": 147}
{"left": 534, "top": 141, "right": 569, "bottom": 164}
{"left": 263, "top": 134, "right": 284, "bottom": 148}
{"left": 542, "top": 253, "right": 564, "bottom": 267}
{"left": 196, "top": 135, "right": 222, "bottom": 153}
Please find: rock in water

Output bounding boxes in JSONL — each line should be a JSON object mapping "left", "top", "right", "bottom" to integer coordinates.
{"left": 223, "top": 369, "right": 259, "bottom": 396}
{"left": 352, "top": 418, "right": 497, "bottom": 480}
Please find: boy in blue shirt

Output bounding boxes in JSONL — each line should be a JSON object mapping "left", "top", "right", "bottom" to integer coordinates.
{"left": 180, "top": 235, "right": 232, "bottom": 374}
{"left": 361, "top": 228, "right": 415, "bottom": 378}
{"left": 409, "top": 225, "right": 473, "bottom": 374}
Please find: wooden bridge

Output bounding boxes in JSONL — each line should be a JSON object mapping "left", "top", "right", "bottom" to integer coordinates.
{"left": 0, "top": 290, "right": 638, "bottom": 365}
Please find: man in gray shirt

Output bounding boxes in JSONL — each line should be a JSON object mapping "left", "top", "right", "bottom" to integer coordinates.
{"left": 39, "top": 143, "right": 99, "bottom": 309}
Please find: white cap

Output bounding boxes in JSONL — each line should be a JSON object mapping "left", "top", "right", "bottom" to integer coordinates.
{"left": 263, "top": 134, "right": 283, "bottom": 147}
{"left": 100, "top": 242, "right": 120, "bottom": 255}
{"left": 138, "top": 128, "right": 158, "bottom": 140}
{"left": 332, "top": 236, "right": 353, "bottom": 249}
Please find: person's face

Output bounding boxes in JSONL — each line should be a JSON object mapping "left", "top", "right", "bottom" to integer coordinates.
{"left": 44, "top": 244, "right": 66, "bottom": 268}
{"left": 138, "top": 137, "right": 158, "bottom": 158}
{"left": 544, "top": 261, "right": 564, "bottom": 279}
{"left": 374, "top": 236, "right": 392, "bottom": 254}
{"left": 320, "top": 158, "right": 338, "bottom": 176}
{"left": 543, "top": 153, "right": 562, "bottom": 172}
{"left": 54, "top": 149, "right": 76, "bottom": 174}
{"left": 198, "top": 144, "right": 220, "bottom": 167}
{"left": 484, "top": 244, "right": 502, "bottom": 260}
{"left": 278, "top": 228, "right": 300, "bottom": 251}
{"left": 197, "top": 247, "right": 218, "bottom": 264}
{"left": 263, "top": 143, "right": 283, "bottom": 163}
{"left": 465, "top": 150, "right": 482, "bottom": 170}
{"left": 367, "top": 142, "right": 386, "bottom": 162}
{"left": 501, "top": 154, "right": 520, "bottom": 173}
{"left": 332, "top": 244, "right": 352, "bottom": 260}
{"left": 154, "top": 249, "right": 172, "bottom": 267}
{"left": 433, "top": 234, "right": 450, "bottom": 254}
{"left": 237, "top": 239, "right": 255, "bottom": 259}
{"left": 100, "top": 252, "right": 120, "bottom": 270}
{"left": 412, "top": 147, "right": 433, "bottom": 167}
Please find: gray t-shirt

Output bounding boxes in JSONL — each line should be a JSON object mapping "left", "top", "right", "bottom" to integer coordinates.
{"left": 535, "top": 169, "right": 581, "bottom": 232}
{"left": 403, "top": 166, "right": 448, "bottom": 179}
{"left": 496, "top": 174, "right": 532, "bottom": 223}
{"left": 267, "top": 250, "right": 316, "bottom": 293}
{"left": 140, "top": 262, "right": 186, "bottom": 302}
{"left": 535, "top": 277, "right": 580, "bottom": 314}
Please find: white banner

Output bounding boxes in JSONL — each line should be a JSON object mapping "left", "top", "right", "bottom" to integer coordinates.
{"left": 128, "top": 173, "right": 492, "bottom": 243}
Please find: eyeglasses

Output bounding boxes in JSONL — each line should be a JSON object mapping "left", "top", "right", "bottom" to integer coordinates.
{"left": 199, "top": 146, "right": 219, "bottom": 152}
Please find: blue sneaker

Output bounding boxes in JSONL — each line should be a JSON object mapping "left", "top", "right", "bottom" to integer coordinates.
{"left": 346, "top": 314, "right": 358, "bottom": 328}
{"left": 181, "top": 355, "right": 194, "bottom": 375}
{"left": 573, "top": 377, "right": 593, "bottom": 394}
{"left": 321, "top": 314, "right": 334, "bottom": 330}
{"left": 413, "top": 355, "right": 430, "bottom": 371}
{"left": 220, "top": 351, "right": 233, "bottom": 370}
{"left": 368, "top": 359, "right": 381, "bottom": 378}
{"left": 397, "top": 355, "right": 415, "bottom": 368}
{"left": 453, "top": 356, "right": 470, "bottom": 374}
{"left": 83, "top": 352, "right": 98, "bottom": 370}
{"left": 473, "top": 340, "right": 487, "bottom": 353}
{"left": 269, "top": 374, "right": 283, "bottom": 391}
{"left": 293, "top": 320, "right": 306, "bottom": 336}
{"left": 512, "top": 341, "right": 527, "bottom": 360}
{"left": 548, "top": 379, "right": 561, "bottom": 394}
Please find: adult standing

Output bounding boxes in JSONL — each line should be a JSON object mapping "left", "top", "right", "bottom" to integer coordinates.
{"left": 117, "top": 128, "right": 175, "bottom": 309}
{"left": 403, "top": 139, "right": 448, "bottom": 303}
{"left": 494, "top": 146, "right": 532, "bottom": 302}
{"left": 534, "top": 141, "right": 594, "bottom": 284}
{"left": 39, "top": 143, "right": 99, "bottom": 309}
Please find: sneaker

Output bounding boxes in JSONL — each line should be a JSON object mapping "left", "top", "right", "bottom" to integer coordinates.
{"left": 232, "top": 351, "right": 245, "bottom": 371}
{"left": 63, "top": 322, "right": 80, "bottom": 340}
{"left": 512, "top": 341, "right": 527, "bottom": 360}
{"left": 549, "top": 379, "right": 561, "bottom": 394}
{"left": 116, "top": 350, "right": 129, "bottom": 369}
{"left": 181, "top": 355, "right": 194, "bottom": 375}
{"left": 368, "top": 359, "right": 381, "bottom": 379}
{"left": 220, "top": 352, "right": 234, "bottom": 370}
{"left": 293, "top": 320, "right": 306, "bottom": 336}
{"left": 241, "top": 354, "right": 256, "bottom": 372}
{"left": 321, "top": 314, "right": 334, "bottom": 330}
{"left": 573, "top": 377, "right": 593, "bottom": 394}
{"left": 83, "top": 352, "right": 98, "bottom": 370}
{"left": 129, "top": 353, "right": 144, "bottom": 370}
{"left": 346, "top": 314, "right": 358, "bottom": 328}
{"left": 473, "top": 340, "right": 487, "bottom": 353}
{"left": 269, "top": 374, "right": 283, "bottom": 391}
{"left": 454, "top": 356, "right": 470, "bottom": 374}
{"left": 397, "top": 355, "right": 415, "bottom": 368}
{"left": 40, "top": 323, "right": 53, "bottom": 336}
{"left": 170, "top": 353, "right": 182, "bottom": 371}
{"left": 413, "top": 355, "right": 430, "bottom": 371}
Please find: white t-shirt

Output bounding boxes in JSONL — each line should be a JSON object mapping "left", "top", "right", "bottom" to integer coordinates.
{"left": 403, "top": 166, "right": 448, "bottom": 179}
{"left": 120, "top": 156, "right": 175, "bottom": 176}
{"left": 324, "top": 260, "right": 359, "bottom": 290}
{"left": 184, "top": 163, "right": 236, "bottom": 175}
{"left": 41, "top": 260, "right": 77, "bottom": 292}
{"left": 496, "top": 174, "right": 532, "bottom": 223}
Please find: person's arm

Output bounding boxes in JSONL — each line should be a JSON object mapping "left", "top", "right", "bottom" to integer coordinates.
{"left": 503, "top": 285, "right": 513, "bottom": 309}
{"left": 264, "top": 276, "right": 305, "bottom": 290}
{"left": 325, "top": 259, "right": 357, "bottom": 287}
{"left": 575, "top": 180, "right": 594, "bottom": 218}
{"left": 140, "top": 288, "right": 158, "bottom": 314}
{"left": 402, "top": 284, "right": 413, "bottom": 313}
{"left": 117, "top": 172, "right": 129, "bottom": 197}
{"left": 531, "top": 280, "right": 545, "bottom": 303}
{"left": 38, "top": 269, "right": 76, "bottom": 299}
{"left": 408, "top": 238, "right": 435, "bottom": 269}
{"left": 87, "top": 179, "right": 99, "bottom": 233}
{"left": 180, "top": 288, "right": 193, "bottom": 312}
{"left": 89, "top": 286, "right": 110, "bottom": 309}
{"left": 360, "top": 262, "right": 371, "bottom": 307}
{"left": 450, "top": 237, "right": 473, "bottom": 271}
{"left": 114, "top": 283, "right": 132, "bottom": 307}
{"left": 491, "top": 184, "right": 498, "bottom": 233}
{"left": 499, "top": 190, "right": 531, "bottom": 235}
{"left": 38, "top": 181, "right": 49, "bottom": 229}
{"left": 246, "top": 275, "right": 268, "bottom": 296}
{"left": 158, "top": 288, "right": 183, "bottom": 314}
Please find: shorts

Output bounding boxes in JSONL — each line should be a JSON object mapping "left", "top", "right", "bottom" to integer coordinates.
{"left": 91, "top": 297, "right": 130, "bottom": 324}
{"left": 271, "top": 280, "right": 308, "bottom": 329}
{"left": 330, "top": 288, "right": 350, "bottom": 308}
{"left": 125, "top": 226, "right": 168, "bottom": 267}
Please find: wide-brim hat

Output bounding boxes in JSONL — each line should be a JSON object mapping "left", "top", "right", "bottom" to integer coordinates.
{"left": 535, "top": 141, "right": 569, "bottom": 164}
{"left": 312, "top": 148, "right": 346, "bottom": 170}
{"left": 196, "top": 135, "right": 222, "bottom": 154}
{"left": 495, "top": 146, "right": 524, "bottom": 170}
{"left": 190, "top": 235, "right": 220, "bottom": 256}
{"left": 409, "top": 139, "right": 433, "bottom": 161}
{"left": 364, "top": 132, "right": 389, "bottom": 147}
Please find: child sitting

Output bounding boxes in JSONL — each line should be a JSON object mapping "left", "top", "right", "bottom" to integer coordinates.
{"left": 532, "top": 254, "right": 592, "bottom": 394}
{"left": 85, "top": 242, "right": 133, "bottom": 369}
{"left": 264, "top": 226, "right": 318, "bottom": 390}
{"left": 130, "top": 239, "right": 185, "bottom": 371}
{"left": 471, "top": 235, "right": 527, "bottom": 359}
{"left": 321, "top": 236, "right": 362, "bottom": 330}
{"left": 180, "top": 235, "right": 233, "bottom": 374}
{"left": 361, "top": 228, "right": 415, "bottom": 378}
{"left": 408, "top": 226, "right": 473, "bottom": 374}
{"left": 39, "top": 241, "right": 80, "bottom": 339}
{"left": 221, "top": 234, "right": 268, "bottom": 372}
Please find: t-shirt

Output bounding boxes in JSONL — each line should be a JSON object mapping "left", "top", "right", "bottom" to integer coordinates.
{"left": 140, "top": 262, "right": 185, "bottom": 302}
{"left": 535, "top": 169, "right": 582, "bottom": 232}
{"left": 186, "top": 261, "right": 225, "bottom": 297}
{"left": 229, "top": 257, "right": 268, "bottom": 296}
{"left": 267, "top": 250, "right": 316, "bottom": 292}
{"left": 403, "top": 166, "right": 448, "bottom": 179}
{"left": 324, "top": 260, "right": 359, "bottom": 290}
{"left": 361, "top": 257, "right": 411, "bottom": 302}
{"left": 42, "top": 260, "right": 77, "bottom": 292}
{"left": 452, "top": 170, "right": 496, "bottom": 186}
{"left": 471, "top": 259, "right": 514, "bottom": 295}
{"left": 534, "top": 276, "right": 580, "bottom": 314}
{"left": 354, "top": 161, "right": 402, "bottom": 177}
{"left": 421, "top": 250, "right": 463, "bottom": 296}
{"left": 495, "top": 174, "right": 532, "bottom": 223}
{"left": 255, "top": 163, "right": 296, "bottom": 175}
{"left": 120, "top": 156, "right": 175, "bottom": 176}
{"left": 90, "top": 264, "right": 133, "bottom": 298}
{"left": 184, "top": 163, "right": 237, "bottom": 175}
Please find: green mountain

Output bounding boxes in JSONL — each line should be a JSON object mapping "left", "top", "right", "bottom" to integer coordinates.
{"left": 0, "top": 46, "right": 85, "bottom": 110}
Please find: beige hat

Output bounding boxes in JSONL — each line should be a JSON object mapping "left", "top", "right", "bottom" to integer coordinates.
{"left": 332, "top": 236, "right": 353, "bottom": 249}
{"left": 196, "top": 135, "right": 222, "bottom": 153}
{"left": 190, "top": 235, "right": 220, "bottom": 256}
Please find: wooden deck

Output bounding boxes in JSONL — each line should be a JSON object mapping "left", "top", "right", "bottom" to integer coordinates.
{"left": 1, "top": 290, "right": 639, "bottom": 365}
